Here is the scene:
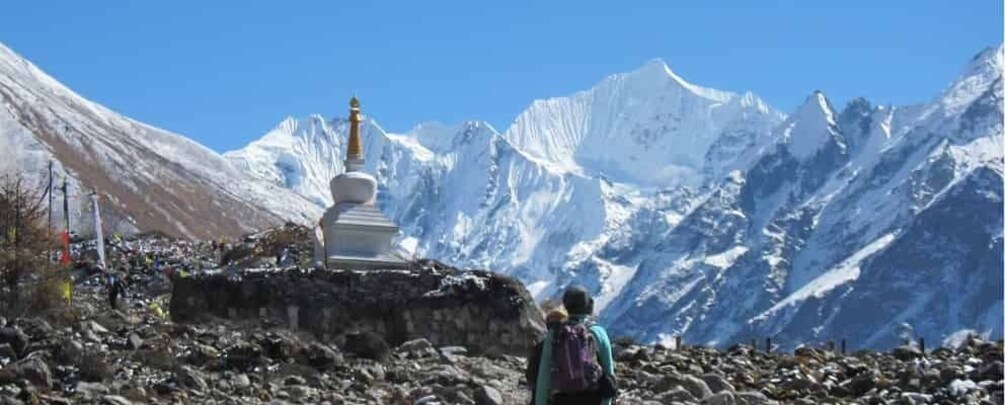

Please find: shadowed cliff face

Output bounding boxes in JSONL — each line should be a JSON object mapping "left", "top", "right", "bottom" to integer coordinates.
{"left": 170, "top": 260, "right": 546, "bottom": 357}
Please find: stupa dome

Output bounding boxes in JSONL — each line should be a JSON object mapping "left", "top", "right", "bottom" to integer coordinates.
{"left": 330, "top": 171, "right": 377, "bottom": 205}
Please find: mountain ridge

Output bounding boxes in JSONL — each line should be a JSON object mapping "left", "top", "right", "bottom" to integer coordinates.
{"left": 0, "top": 41, "right": 321, "bottom": 239}
{"left": 2, "top": 39, "right": 1001, "bottom": 350}
{"left": 225, "top": 45, "right": 1002, "bottom": 349}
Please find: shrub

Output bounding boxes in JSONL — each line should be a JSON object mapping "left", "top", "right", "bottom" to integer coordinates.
{"left": 259, "top": 223, "right": 308, "bottom": 258}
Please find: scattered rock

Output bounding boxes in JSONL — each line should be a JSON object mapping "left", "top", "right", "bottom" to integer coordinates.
{"left": 101, "top": 395, "right": 132, "bottom": 405}
{"left": 126, "top": 333, "right": 143, "bottom": 350}
{"left": 223, "top": 342, "right": 263, "bottom": 370}
{"left": 0, "top": 344, "right": 15, "bottom": 360}
{"left": 843, "top": 369, "right": 879, "bottom": 396}
{"left": 398, "top": 338, "right": 436, "bottom": 358}
{"left": 282, "top": 375, "right": 306, "bottom": 386}
{"left": 893, "top": 345, "right": 923, "bottom": 361}
{"left": 74, "top": 381, "right": 110, "bottom": 400}
{"left": 305, "top": 342, "right": 341, "bottom": 369}
{"left": 735, "top": 391, "right": 776, "bottom": 405}
{"left": 660, "top": 386, "right": 698, "bottom": 403}
{"left": 232, "top": 373, "right": 251, "bottom": 389}
{"left": 701, "top": 373, "right": 736, "bottom": 394}
{"left": 439, "top": 346, "right": 468, "bottom": 365}
{"left": 658, "top": 373, "right": 713, "bottom": 400}
{"left": 176, "top": 365, "right": 208, "bottom": 391}
{"left": 10, "top": 357, "right": 51, "bottom": 389}
{"left": 286, "top": 384, "right": 315, "bottom": 400}
{"left": 473, "top": 385, "right": 503, "bottom": 405}
{"left": 702, "top": 391, "right": 735, "bottom": 405}
{"left": 56, "top": 339, "right": 84, "bottom": 365}
{"left": 0, "top": 327, "right": 29, "bottom": 356}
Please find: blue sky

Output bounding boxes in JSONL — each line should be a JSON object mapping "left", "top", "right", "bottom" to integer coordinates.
{"left": 2, "top": 1, "right": 1001, "bottom": 152}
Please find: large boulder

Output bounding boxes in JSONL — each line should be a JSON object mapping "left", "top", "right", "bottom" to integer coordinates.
{"left": 657, "top": 373, "right": 714, "bottom": 400}
{"left": 701, "top": 373, "right": 736, "bottom": 394}
{"left": 343, "top": 331, "right": 391, "bottom": 362}
{"left": 473, "top": 385, "right": 504, "bottom": 405}
{"left": 305, "top": 342, "right": 342, "bottom": 369}
{"left": 175, "top": 366, "right": 208, "bottom": 391}
{"left": 0, "top": 326, "right": 29, "bottom": 357}
{"left": 4, "top": 357, "right": 52, "bottom": 390}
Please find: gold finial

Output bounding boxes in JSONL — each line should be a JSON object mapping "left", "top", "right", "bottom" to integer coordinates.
{"left": 347, "top": 96, "right": 363, "bottom": 161}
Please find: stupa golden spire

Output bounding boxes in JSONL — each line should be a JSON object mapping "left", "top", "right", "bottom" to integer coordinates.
{"left": 347, "top": 96, "right": 363, "bottom": 162}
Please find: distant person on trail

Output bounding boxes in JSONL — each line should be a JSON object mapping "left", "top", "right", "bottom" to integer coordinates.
{"left": 533, "top": 286, "right": 617, "bottom": 405}
{"left": 107, "top": 271, "right": 125, "bottom": 310}
{"left": 527, "top": 308, "right": 569, "bottom": 404}
{"left": 276, "top": 246, "right": 288, "bottom": 267}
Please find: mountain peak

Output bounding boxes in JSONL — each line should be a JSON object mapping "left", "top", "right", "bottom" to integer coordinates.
{"left": 276, "top": 116, "right": 299, "bottom": 131}
{"left": 249, "top": 115, "right": 338, "bottom": 150}
{"left": 637, "top": 58, "right": 672, "bottom": 75}
{"left": 459, "top": 120, "right": 499, "bottom": 134}
{"left": 960, "top": 43, "right": 1003, "bottom": 82}
{"left": 782, "top": 91, "right": 839, "bottom": 159}
{"left": 927, "top": 43, "right": 1003, "bottom": 118}
{"left": 624, "top": 58, "right": 734, "bottom": 103}
{"left": 797, "top": 91, "right": 836, "bottom": 119}
{"left": 406, "top": 120, "right": 499, "bottom": 152}
{"left": 970, "top": 44, "right": 1004, "bottom": 64}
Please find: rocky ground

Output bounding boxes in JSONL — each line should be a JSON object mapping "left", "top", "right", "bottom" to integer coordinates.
{"left": 0, "top": 229, "right": 1000, "bottom": 404}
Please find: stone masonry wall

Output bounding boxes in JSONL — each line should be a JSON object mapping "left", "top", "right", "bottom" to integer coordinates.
{"left": 169, "top": 261, "right": 546, "bottom": 356}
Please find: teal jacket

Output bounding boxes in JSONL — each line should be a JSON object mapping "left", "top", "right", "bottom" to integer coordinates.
{"left": 534, "top": 317, "right": 614, "bottom": 405}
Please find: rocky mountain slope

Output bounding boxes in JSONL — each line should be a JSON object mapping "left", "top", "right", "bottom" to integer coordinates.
{"left": 0, "top": 42, "right": 320, "bottom": 239}
{"left": 227, "top": 46, "right": 1003, "bottom": 351}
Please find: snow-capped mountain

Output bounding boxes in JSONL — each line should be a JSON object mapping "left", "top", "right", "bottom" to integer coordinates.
{"left": 0, "top": 42, "right": 320, "bottom": 239}
{"left": 3, "top": 34, "right": 999, "bottom": 351}
{"left": 229, "top": 47, "right": 1002, "bottom": 350}
{"left": 596, "top": 46, "right": 1003, "bottom": 350}
{"left": 502, "top": 59, "right": 784, "bottom": 187}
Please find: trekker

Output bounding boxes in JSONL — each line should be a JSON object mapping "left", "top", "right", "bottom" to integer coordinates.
{"left": 527, "top": 308, "right": 569, "bottom": 404}
{"left": 534, "top": 286, "right": 617, "bottom": 405}
{"left": 107, "top": 271, "right": 127, "bottom": 310}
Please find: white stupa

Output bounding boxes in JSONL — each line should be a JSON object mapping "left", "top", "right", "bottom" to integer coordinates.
{"left": 311, "top": 97, "right": 407, "bottom": 269}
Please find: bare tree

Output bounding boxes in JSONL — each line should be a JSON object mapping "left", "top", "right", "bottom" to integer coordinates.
{"left": 0, "top": 173, "right": 63, "bottom": 315}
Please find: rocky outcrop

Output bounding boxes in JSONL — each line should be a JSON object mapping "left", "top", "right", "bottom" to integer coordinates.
{"left": 169, "top": 260, "right": 546, "bottom": 356}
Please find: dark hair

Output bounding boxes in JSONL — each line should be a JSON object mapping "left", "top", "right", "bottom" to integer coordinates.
{"left": 562, "top": 285, "right": 593, "bottom": 316}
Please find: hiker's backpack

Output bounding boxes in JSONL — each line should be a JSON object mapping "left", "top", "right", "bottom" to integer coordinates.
{"left": 550, "top": 322, "right": 603, "bottom": 393}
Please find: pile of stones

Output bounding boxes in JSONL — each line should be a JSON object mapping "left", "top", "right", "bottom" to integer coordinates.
{"left": 0, "top": 230, "right": 997, "bottom": 405}
{"left": 1, "top": 299, "right": 999, "bottom": 405}
{"left": 611, "top": 337, "right": 1002, "bottom": 404}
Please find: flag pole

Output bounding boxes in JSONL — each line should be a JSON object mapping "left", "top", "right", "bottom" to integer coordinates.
{"left": 60, "top": 177, "right": 71, "bottom": 266}
{"left": 91, "top": 193, "right": 106, "bottom": 270}
{"left": 47, "top": 161, "right": 53, "bottom": 262}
